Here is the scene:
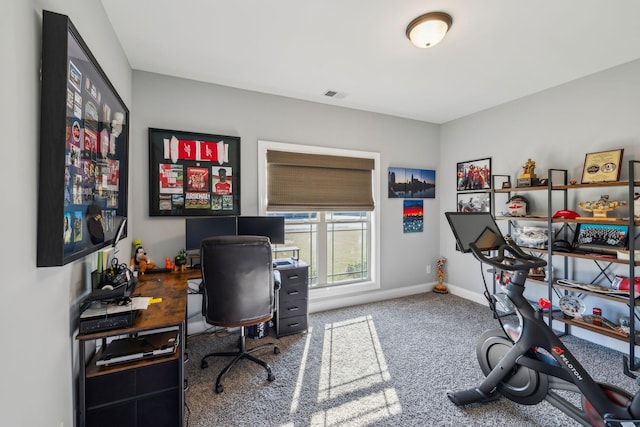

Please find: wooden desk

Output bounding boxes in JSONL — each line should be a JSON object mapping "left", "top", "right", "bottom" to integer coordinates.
{"left": 77, "top": 270, "right": 198, "bottom": 427}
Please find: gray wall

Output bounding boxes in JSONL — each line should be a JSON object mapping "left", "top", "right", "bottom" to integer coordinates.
{"left": 129, "top": 71, "right": 441, "bottom": 292}
{"left": 3, "top": 1, "right": 132, "bottom": 426}
{"left": 439, "top": 58, "right": 640, "bottom": 350}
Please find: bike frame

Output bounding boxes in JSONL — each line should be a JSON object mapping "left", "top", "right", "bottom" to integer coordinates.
{"left": 480, "top": 269, "right": 635, "bottom": 422}
{"left": 444, "top": 211, "right": 640, "bottom": 425}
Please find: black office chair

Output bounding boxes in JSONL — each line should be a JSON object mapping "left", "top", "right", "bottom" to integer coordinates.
{"left": 199, "top": 235, "right": 280, "bottom": 393}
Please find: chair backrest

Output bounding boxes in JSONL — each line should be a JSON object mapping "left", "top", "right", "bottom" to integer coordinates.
{"left": 200, "top": 235, "right": 274, "bottom": 327}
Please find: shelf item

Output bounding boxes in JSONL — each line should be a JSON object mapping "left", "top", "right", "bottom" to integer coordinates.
{"left": 558, "top": 295, "right": 586, "bottom": 317}
{"left": 578, "top": 195, "right": 626, "bottom": 218}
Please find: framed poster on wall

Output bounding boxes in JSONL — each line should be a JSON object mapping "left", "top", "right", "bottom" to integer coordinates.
{"left": 148, "top": 128, "right": 240, "bottom": 216}
{"left": 38, "top": 11, "right": 129, "bottom": 267}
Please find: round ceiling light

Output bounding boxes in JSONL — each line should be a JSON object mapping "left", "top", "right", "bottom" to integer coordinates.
{"left": 406, "top": 12, "right": 453, "bottom": 48}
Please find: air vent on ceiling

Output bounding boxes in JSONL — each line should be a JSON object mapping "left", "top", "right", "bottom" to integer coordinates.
{"left": 323, "top": 90, "right": 346, "bottom": 99}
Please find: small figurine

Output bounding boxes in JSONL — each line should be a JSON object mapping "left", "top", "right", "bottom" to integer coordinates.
{"left": 130, "top": 239, "right": 156, "bottom": 274}
{"left": 520, "top": 158, "right": 537, "bottom": 179}
{"left": 174, "top": 250, "right": 187, "bottom": 272}
{"left": 433, "top": 257, "right": 448, "bottom": 294}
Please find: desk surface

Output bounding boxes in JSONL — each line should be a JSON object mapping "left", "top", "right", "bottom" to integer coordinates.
{"left": 77, "top": 270, "right": 199, "bottom": 341}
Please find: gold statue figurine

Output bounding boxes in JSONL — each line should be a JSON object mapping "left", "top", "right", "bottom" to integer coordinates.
{"left": 520, "top": 158, "right": 537, "bottom": 179}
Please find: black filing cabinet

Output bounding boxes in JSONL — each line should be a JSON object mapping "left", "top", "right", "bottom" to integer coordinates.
{"left": 275, "top": 261, "right": 309, "bottom": 337}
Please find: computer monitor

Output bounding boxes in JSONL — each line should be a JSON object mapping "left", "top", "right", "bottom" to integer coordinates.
{"left": 237, "top": 216, "right": 285, "bottom": 244}
{"left": 445, "top": 212, "right": 506, "bottom": 253}
{"left": 185, "top": 216, "right": 237, "bottom": 251}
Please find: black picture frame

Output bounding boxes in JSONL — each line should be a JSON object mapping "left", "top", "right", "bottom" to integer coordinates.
{"left": 457, "top": 157, "right": 492, "bottom": 191}
{"left": 148, "top": 128, "right": 240, "bottom": 216}
{"left": 38, "top": 11, "right": 129, "bottom": 267}
{"left": 573, "top": 223, "right": 629, "bottom": 255}
{"left": 457, "top": 192, "right": 491, "bottom": 213}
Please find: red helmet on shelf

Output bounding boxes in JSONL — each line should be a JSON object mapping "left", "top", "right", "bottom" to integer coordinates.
{"left": 552, "top": 209, "right": 580, "bottom": 219}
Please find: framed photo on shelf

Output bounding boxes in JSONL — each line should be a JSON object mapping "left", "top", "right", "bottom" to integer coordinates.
{"left": 148, "top": 128, "right": 240, "bottom": 216}
{"left": 457, "top": 192, "right": 491, "bottom": 213}
{"left": 581, "top": 149, "right": 623, "bottom": 184}
{"left": 573, "top": 223, "right": 629, "bottom": 255}
{"left": 457, "top": 157, "right": 491, "bottom": 190}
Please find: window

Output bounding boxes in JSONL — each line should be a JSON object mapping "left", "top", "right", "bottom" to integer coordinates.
{"left": 259, "top": 140, "right": 380, "bottom": 295}
{"left": 272, "top": 211, "right": 370, "bottom": 288}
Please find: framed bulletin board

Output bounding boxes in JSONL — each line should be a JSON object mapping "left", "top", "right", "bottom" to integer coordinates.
{"left": 148, "top": 128, "right": 240, "bottom": 216}
{"left": 38, "top": 11, "right": 129, "bottom": 267}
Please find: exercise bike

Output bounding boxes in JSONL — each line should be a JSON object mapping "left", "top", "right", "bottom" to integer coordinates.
{"left": 445, "top": 211, "right": 640, "bottom": 427}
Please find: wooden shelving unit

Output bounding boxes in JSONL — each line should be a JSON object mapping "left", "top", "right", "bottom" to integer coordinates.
{"left": 491, "top": 161, "right": 640, "bottom": 369}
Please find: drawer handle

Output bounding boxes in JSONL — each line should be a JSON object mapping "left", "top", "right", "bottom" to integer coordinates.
{"left": 288, "top": 290, "right": 300, "bottom": 295}
{"left": 288, "top": 322, "right": 300, "bottom": 327}
{"left": 287, "top": 275, "right": 300, "bottom": 279}
{"left": 288, "top": 306, "right": 300, "bottom": 312}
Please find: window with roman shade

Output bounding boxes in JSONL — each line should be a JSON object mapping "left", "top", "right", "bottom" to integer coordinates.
{"left": 266, "top": 150, "right": 375, "bottom": 212}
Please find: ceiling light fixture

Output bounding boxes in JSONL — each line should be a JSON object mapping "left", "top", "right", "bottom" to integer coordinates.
{"left": 406, "top": 12, "right": 452, "bottom": 48}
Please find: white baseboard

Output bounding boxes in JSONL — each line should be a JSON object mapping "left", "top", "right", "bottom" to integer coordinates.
{"left": 309, "top": 282, "right": 432, "bottom": 314}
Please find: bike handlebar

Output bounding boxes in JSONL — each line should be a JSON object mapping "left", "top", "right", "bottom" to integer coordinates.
{"left": 469, "top": 239, "right": 547, "bottom": 272}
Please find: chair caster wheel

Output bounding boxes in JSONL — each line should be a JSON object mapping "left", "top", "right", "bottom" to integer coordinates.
{"left": 268, "top": 373, "right": 275, "bottom": 382}
{"left": 274, "top": 346, "right": 280, "bottom": 354}
{"left": 215, "top": 384, "right": 224, "bottom": 393}
{"left": 201, "top": 360, "right": 208, "bottom": 369}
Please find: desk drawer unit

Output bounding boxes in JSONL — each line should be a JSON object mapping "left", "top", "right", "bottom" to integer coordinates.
{"left": 85, "top": 358, "right": 180, "bottom": 427}
{"left": 276, "top": 263, "right": 309, "bottom": 337}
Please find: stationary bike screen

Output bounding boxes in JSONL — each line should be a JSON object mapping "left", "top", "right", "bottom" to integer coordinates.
{"left": 445, "top": 212, "right": 506, "bottom": 253}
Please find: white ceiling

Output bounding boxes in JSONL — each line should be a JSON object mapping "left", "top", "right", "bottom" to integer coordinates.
{"left": 101, "top": 0, "right": 640, "bottom": 124}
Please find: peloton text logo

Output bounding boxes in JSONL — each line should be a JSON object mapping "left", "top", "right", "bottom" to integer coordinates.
{"left": 552, "top": 346, "right": 583, "bottom": 381}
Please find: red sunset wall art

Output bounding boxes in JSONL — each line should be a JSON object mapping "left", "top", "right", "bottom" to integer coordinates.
{"left": 403, "top": 200, "right": 424, "bottom": 233}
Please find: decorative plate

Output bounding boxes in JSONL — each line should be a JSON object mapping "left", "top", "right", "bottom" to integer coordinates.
{"left": 558, "top": 295, "right": 586, "bottom": 318}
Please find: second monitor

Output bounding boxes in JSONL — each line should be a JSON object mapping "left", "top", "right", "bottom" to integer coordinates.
{"left": 185, "top": 215, "right": 285, "bottom": 252}
{"left": 237, "top": 216, "right": 285, "bottom": 245}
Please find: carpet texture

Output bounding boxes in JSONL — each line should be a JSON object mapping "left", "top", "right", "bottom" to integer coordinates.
{"left": 183, "top": 292, "right": 637, "bottom": 426}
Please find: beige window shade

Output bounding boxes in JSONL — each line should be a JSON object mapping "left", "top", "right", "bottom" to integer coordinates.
{"left": 267, "top": 150, "right": 375, "bottom": 211}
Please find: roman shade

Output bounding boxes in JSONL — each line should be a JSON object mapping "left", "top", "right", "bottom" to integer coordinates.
{"left": 266, "top": 150, "right": 375, "bottom": 211}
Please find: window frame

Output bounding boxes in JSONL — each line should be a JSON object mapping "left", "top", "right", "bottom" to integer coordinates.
{"left": 258, "top": 140, "right": 380, "bottom": 299}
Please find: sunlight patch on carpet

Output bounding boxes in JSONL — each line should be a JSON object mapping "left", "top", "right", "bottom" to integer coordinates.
{"left": 316, "top": 314, "right": 398, "bottom": 418}
{"left": 310, "top": 388, "right": 401, "bottom": 426}
{"left": 288, "top": 326, "right": 313, "bottom": 415}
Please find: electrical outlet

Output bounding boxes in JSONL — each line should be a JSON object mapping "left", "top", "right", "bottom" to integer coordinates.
{"left": 426, "top": 264, "right": 431, "bottom": 274}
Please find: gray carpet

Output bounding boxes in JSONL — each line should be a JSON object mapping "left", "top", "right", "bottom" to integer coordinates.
{"left": 183, "top": 292, "right": 637, "bottom": 426}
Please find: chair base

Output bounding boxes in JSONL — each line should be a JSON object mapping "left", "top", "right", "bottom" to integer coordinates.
{"left": 200, "top": 326, "right": 279, "bottom": 393}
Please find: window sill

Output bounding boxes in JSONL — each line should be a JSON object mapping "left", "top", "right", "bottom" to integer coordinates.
{"left": 310, "top": 280, "right": 379, "bottom": 300}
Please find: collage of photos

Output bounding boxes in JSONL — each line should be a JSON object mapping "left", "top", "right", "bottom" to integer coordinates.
{"left": 63, "top": 56, "right": 126, "bottom": 249}
{"left": 149, "top": 129, "right": 240, "bottom": 216}
{"left": 456, "top": 157, "right": 492, "bottom": 213}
